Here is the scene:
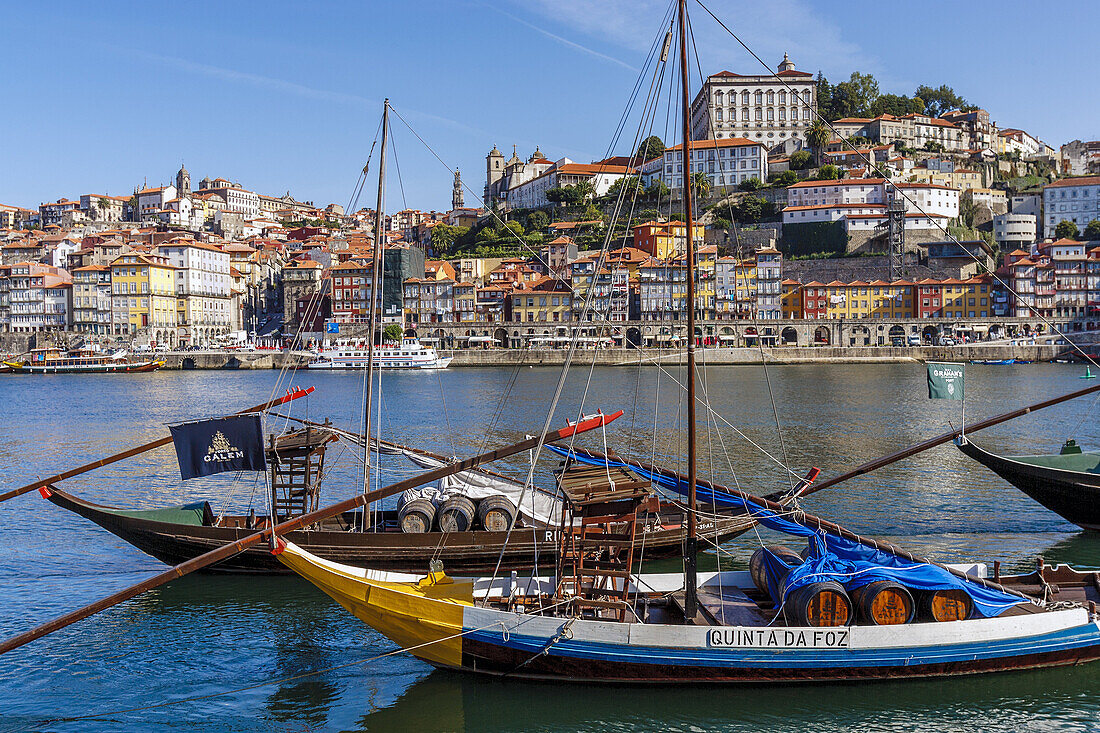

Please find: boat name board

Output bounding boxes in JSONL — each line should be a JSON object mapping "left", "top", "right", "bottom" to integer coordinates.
{"left": 707, "top": 628, "right": 850, "bottom": 649}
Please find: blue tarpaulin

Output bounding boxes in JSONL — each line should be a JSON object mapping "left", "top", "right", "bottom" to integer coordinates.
{"left": 547, "top": 446, "right": 1024, "bottom": 617}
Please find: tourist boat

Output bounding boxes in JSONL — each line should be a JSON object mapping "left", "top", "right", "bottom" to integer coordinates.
{"left": 39, "top": 425, "right": 754, "bottom": 574}
{"left": 3, "top": 347, "right": 165, "bottom": 374}
{"left": 270, "top": 1, "right": 1100, "bottom": 684}
{"left": 307, "top": 337, "right": 452, "bottom": 370}
{"left": 956, "top": 437, "right": 1100, "bottom": 531}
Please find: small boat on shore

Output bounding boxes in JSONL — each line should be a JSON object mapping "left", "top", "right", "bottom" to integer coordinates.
{"left": 970, "top": 359, "right": 1016, "bottom": 365}
{"left": 307, "top": 336, "right": 452, "bottom": 370}
{"left": 956, "top": 437, "right": 1100, "bottom": 530}
{"left": 3, "top": 347, "right": 164, "bottom": 374}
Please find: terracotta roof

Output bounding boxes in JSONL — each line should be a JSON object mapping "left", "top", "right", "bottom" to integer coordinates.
{"left": 1045, "top": 176, "right": 1100, "bottom": 188}
{"left": 787, "top": 178, "right": 887, "bottom": 189}
{"left": 664, "top": 137, "right": 762, "bottom": 152}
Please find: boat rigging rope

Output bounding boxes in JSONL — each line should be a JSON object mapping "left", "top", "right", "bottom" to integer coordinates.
{"left": 694, "top": 0, "right": 1100, "bottom": 375}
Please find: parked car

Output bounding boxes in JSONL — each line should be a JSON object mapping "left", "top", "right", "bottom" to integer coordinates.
{"left": 891, "top": 337, "right": 905, "bottom": 347}
{"left": 907, "top": 335, "right": 922, "bottom": 346}
{"left": 939, "top": 336, "right": 957, "bottom": 346}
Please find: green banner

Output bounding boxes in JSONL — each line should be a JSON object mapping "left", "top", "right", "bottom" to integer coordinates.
{"left": 927, "top": 362, "right": 964, "bottom": 400}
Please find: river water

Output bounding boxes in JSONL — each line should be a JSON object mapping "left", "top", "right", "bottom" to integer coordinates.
{"left": 1, "top": 363, "right": 1099, "bottom": 732}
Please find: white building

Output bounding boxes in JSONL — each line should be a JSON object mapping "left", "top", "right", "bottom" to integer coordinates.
{"left": 690, "top": 54, "right": 816, "bottom": 148}
{"left": 785, "top": 178, "right": 888, "bottom": 209}
{"left": 505, "top": 160, "right": 634, "bottom": 210}
{"left": 135, "top": 185, "right": 178, "bottom": 222}
{"left": 997, "top": 129, "right": 1043, "bottom": 158}
{"left": 1042, "top": 176, "right": 1100, "bottom": 238}
{"left": 155, "top": 240, "right": 232, "bottom": 345}
{"left": 2, "top": 262, "right": 71, "bottom": 332}
{"left": 659, "top": 137, "right": 768, "bottom": 192}
{"left": 890, "top": 182, "right": 960, "bottom": 219}
{"left": 993, "top": 213, "right": 1037, "bottom": 249}
{"left": 79, "top": 194, "right": 126, "bottom": 222}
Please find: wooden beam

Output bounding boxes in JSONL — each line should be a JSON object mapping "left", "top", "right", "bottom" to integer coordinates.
{"left": 0, "top": 387, "right": 316, "bottom": 504}
{"left": 0, "top": 410, "right": 622, "bottom": 656}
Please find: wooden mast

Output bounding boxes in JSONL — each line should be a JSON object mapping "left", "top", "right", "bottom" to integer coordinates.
{"left": 0, "top": 411, "right": 623, "bottom": 656}
{"left": 677, "top": 0, "right": 699, "bottom": 619}
{"left": 363, "top": 99, "right": 389, "bottom": 505}
{"left": 0, "top": 387, "right": 315, "bottom": 504}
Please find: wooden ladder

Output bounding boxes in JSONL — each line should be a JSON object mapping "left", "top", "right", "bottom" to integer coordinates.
{"left": 556, "top": 464, "right": 650, "bottom": 622}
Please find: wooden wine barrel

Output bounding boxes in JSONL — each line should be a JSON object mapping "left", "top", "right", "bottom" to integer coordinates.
{"left": 476, "top": 495, "right": 516, "bottom": 532}
{"left": 397, "top": 498, "right": 436, "bottom": 534}
{"left": 784, "top": 581, "right": 852, "bottom": 627}
{"left": 919, "top": 588, "right": 973, "bottom": 622}
{"left": 437, "top": 496, "right": 477, "bottom": 533}
{"left": 749, "top": 545, "right": 803, "bottom": 594}
{"left": 852, "top": 581, "right": 915, "bottom": 625}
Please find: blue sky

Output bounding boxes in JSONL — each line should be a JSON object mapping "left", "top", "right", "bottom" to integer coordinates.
{"left": 2, "top": 1, "right": 1095, "bottom": 213}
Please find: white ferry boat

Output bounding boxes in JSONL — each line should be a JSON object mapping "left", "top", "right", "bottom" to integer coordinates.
{"left": 307, "top": 337, "right": 452, "bottom": 370}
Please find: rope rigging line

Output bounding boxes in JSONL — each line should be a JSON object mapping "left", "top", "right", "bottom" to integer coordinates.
{"left": 694, "top": 0, "right": 1100, "bottom": 374}
{"left": 686, "top": 14, "right": 797, "bottom": 495}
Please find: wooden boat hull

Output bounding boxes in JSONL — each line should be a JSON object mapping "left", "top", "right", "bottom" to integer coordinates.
{"left": 275, "top": 541, "right": 1100, "bottom": 684}
{"left": 956, "top": 439, "right": 1100, "bottom": 531}
{"left": 43, "top": 487, "right": 754, "bottom": 574}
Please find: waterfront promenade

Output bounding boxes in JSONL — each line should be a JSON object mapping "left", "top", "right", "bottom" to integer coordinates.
{"left": 133, "top": 341, "right": 1063, "bottom": 369}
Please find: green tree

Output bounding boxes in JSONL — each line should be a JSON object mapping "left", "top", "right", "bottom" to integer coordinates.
{"left": 476, "top": 225, "right": 498, "bottom": 242}
{"left": 870, "top": 93, "right": 925, "bottom": 117}
{"left": 1083, "top": 220, "right": 1100, "bottom": 241}
{"left": 691, "top": 171, "right": 712, "bottom": 202}
{"left": 525, "top": 210, "right": 549, "bottom": 232}
{"left": 604, "top": 175, "right": 643, "bottom": 201}
{"left": 383, "top": 324, "right": 403, "bottom": 343}
{"left": 645, "top": 180, "right": 671, "bottom": 198}
{"left": 815, "top": 164, "right": 843, "bottom": 181}
{"left": 429, "top": 222, "right": 460, "bottom": 254}
{"left": 503, "top": 220, "right": 525, "bottom": 239}
{"left": 806, "top": 120, "right": 831, "bottom": 164}
{"left": 914, "top": 84, "right": 971, "bottom": 117}
{"left": 789, "top": 150, "right": 813, "bottom": 170}
{"left": 738, "top": 176, "right": 763, "bottom": 191}
{"left": 768, "top": 171, "right": 799, "bottom": 187}
{"left": 636, "top": 135, "right": 665, "bottom": 161}
{"left": 1055, "top": 220, "right": 1080, "bottom": 240}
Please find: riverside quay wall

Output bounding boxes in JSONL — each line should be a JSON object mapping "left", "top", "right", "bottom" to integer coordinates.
{"left": 142, "top": 343, "right": 1059, "bottom": 369}
{"left": 393, "top": 316, "right": 1082, "bottom": 350}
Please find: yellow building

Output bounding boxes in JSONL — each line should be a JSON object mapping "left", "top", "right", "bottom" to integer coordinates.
{"left": 110, "top": 252, "right": 178, "bottom": 341}
{"left": 940, "top": 276, "right": 992, "bottom": 318}
{"left": 866, "top": 280, "right": 915, "bottom": 318}
{"left": 633, "top": 221, "right": 706, "bottom": 259}
{"left": 695, "top": 244, "right": 718, "bottom": 319}
{"left": 780, "top": 279, "right": 803, "bottom": 318}
{"left": 511, "top": 281, "right": 573, "bottom": 323}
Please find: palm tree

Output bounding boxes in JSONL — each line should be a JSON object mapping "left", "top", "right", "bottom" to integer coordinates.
{"left": 806, "top": 121, "right": 831, "bottom": 165}
{"left": 691, "top": 171, "right": 711, "bottom": 203}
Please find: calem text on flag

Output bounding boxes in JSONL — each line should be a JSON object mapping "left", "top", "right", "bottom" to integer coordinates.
{"left": 170, "top": 414, "right": 267, "bottom": 480}
{"left": 927, "top": 361, "right": 965, "bottom": 401}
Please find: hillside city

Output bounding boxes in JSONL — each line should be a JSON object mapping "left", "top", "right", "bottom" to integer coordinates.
{"left": 1, "top": 57, "right": 1099, "bottom": 353}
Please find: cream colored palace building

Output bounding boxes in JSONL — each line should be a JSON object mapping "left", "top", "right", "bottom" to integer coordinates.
{"left": 689, "top": 54, "right": 817, "bottom": 148}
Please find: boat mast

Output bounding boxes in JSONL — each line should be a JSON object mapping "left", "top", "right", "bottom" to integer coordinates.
{"left": 677, "top": 0, "right": 699, "bottom": 619}
{"left": 363, "top": 99, "right": 389, "bottom": 501}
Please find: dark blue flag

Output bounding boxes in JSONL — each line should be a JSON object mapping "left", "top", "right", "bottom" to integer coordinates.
{"left": 170, "top": 414, "right": 267, "bottom": 480}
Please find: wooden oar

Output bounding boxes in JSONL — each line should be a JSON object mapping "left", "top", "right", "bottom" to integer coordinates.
{"left": 0, "top": 387, "right": 315, "bottom": 504}
{"left": 566, "top": 380, "right": 1100, "bottom": 504}
{"left": 799, "top": 380, "right": 1100, "bottom": 499}
{"left": 0, "top": 410, "right": 622, "bottom": 656}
